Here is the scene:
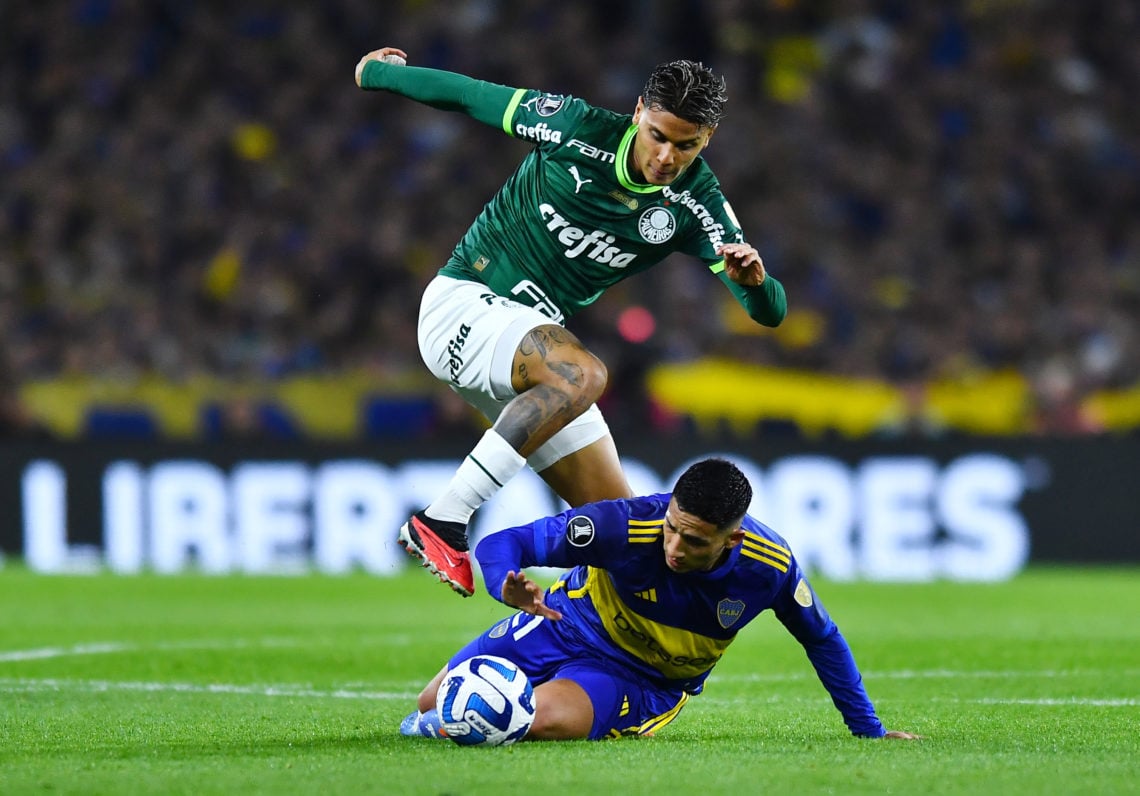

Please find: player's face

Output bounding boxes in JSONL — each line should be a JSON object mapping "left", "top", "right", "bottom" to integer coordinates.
{"left": 629, "top": 99, "right": 715, "bottom": 185}
{"left": 662, "top": 498, "right": 744, "bottom": 573}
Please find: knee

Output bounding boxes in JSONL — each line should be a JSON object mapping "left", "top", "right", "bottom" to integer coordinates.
{"left": 524, "top": 680, "right": 595, "bottom": 741}
{"left": 580, "top": 353, "right": 608, "bottom": 403}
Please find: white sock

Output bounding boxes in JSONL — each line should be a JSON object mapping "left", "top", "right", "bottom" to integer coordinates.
{"left": 425, "top": 429, "right": 527, "bottom": 525}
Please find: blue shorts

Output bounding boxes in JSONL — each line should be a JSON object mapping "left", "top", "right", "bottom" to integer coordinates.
{"left": 448, "top": 610, "right": 689, "bottom": 740}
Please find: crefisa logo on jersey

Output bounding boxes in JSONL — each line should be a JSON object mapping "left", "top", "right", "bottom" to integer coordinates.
{"left": 515, "top": 121, "right": 562, "bottom": 143}
{"left": 638, "top": 207, "right": 675, "bottom": 244}
{"left": 567, "top": 515, "right": 595, "bottom": 547}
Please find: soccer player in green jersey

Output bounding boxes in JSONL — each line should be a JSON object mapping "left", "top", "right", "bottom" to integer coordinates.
{"left": 356, "top": 47, "right": 787, "bottom": 597}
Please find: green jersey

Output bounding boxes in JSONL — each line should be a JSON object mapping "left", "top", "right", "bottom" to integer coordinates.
{"left": 361, "top": 61, "right": 785, "bottom": 326}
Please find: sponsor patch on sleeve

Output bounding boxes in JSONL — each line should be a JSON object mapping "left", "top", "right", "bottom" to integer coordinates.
{"left": 794, "top": 578, "right": 814, "bottom": 607}
{"left": 567, "top": 515, "right": 596, "bottom": 547}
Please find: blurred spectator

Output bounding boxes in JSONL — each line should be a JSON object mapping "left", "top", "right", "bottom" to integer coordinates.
{"left": 0, "top": 358, "right": 51, "bottom": 440}
{"left": 0, "top": 390, "right": 53, "bottom": 441}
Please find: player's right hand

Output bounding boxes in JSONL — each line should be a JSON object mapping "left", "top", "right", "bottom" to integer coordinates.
{"left": 355, "top": 47, "right": 409, "bottom": 86}
{"left": 502, "top": 571, "right": 563, "bottom": 621}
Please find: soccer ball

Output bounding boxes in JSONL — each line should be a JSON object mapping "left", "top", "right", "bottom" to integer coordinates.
{"left": 435, "top": 655, "right": 536, "bottom": 746}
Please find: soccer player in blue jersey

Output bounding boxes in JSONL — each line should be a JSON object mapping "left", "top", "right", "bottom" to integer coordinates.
{"left": 400, "top": 458, "right": 921, "bottom": 741}
{"left": 356, "top": 48, "right": 787, "bottom": 597}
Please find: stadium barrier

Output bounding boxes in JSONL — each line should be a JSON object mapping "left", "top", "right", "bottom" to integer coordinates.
{"left": 18, "top": 365, "right": 1140, "bottom": 440}
{"left": 1, "top": 435, "right": 1136, "bottom": 579}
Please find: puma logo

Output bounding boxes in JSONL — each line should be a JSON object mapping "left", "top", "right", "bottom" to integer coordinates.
{"left": 568, "top": 165, "right": 592, "bottom": 194}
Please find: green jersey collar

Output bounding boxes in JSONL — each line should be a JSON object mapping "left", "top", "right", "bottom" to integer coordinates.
{"left": 617, "top": 124, "right": 665, "bottom": 194}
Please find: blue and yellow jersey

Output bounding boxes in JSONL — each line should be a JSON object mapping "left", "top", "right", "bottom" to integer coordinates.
{"left": 476, "top": 493, "right": 886, "bottom": 737}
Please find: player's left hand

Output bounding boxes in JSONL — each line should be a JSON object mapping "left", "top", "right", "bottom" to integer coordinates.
{"left": 502, "top": 571, "right": 563, "bottom": 621}
{"left": 718, "top": 243, "right": 766, "bottom": 286}
{"left": 884, "top": 730, "right": 925, "bottom": 740}
{"left": 355, "top": 47, "right": 409, "bottom": 86}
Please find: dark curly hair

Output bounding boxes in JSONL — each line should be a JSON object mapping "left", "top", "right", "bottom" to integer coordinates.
{"left": 642, "top": 59, "right": 728, "bottom": 128}
{"left": 672, "top": 458, "right": 752, "bottom": 531}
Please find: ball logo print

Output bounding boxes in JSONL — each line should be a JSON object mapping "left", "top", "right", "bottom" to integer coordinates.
{"left": 435, "top": 655, "right": 536, "bottom": 746}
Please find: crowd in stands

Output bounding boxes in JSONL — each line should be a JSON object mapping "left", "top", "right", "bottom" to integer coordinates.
{"left": 1, "top": 0, "right": 1137, "bottom": 440}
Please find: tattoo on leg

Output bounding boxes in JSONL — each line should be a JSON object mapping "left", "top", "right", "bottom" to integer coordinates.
{"left": 516, "top": 328, "right": 588, "bottom": 391}
{"left": 548, "top": 359, "right": 583, "bottom": 387}
{"left": 518, "top": 327, "right": 576, "bottom": 360}
{"left": 495, "top": 384, "right": 581, "bottom": 453}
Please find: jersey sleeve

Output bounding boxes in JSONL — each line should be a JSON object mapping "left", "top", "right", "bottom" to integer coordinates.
{"left": 360, "top": 61, "right": 592, "bottom": 146}
{"left": 359, "top": 60, "right": 521, "bottom": 131}
{"left": 501, "top": 90, "right": 590, "bottom": 147}
{"left": 771, "top": 560, "right": 886, "bottom": 737}
{"left": 474, "top": 498, "right": 637, "bottom": 601}
{"left": 715, "top": 268, "right": 787, "bottom": 327}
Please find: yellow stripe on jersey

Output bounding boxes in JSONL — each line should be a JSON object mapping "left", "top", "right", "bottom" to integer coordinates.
{"left": 634, "top": 588, "right": 658, "bottom": 603}
{"left": 739, "top": 548, "right": 789, "bottom": 571}
{"left": 607, "top": 692, "right": 689, "bottom": 738}
{"left": 502, "top": 88, "right": 527, "bottom": 134}
{"left": 740, "top": 534, "right": 791, "bottom": 572}
{"left": 628, "top": 518, "right": 663, "bottom": 544}
{"left": 576, "top": 567, "right": 729, "bottom": 680}
{"left": 744, "top": 532, "right": 791, "bottom": 560}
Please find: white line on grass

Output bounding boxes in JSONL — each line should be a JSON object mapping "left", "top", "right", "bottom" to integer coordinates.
{"left": 1, "top": 678, "right": 1134, "bottom": 708}
{"left": 0, "top": 678, "right": 417, "bottom": 700}
{"left": 963, "top": 697, "right": 1138, "bottom": 707}
{"left": 0, "top": 638, "right": 303, "bottom": 663}
{"left": 714, "top": 668, "right": 1140, "bottom": 683}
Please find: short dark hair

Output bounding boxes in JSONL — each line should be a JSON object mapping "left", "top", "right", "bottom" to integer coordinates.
{"left": 642, "top": 60, "right": 728, "bottom": 128}
{"left": 672, "top": 458, "right": 751, "bottom": 531}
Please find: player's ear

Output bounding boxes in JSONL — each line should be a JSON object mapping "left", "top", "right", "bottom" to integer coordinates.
{"left": 724, "top": 527, "right": 746, "bottom": 549}
{"left": 633, "top": 97, "right": 645, "bottom": 122}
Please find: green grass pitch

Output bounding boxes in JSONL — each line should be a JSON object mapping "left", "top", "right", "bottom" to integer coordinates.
{"left": 2, "top": 566, "right": 1137, "bottom": 795}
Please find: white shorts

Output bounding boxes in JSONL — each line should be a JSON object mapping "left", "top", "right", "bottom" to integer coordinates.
{"left": 417, "top": 275, "right": 611, "bottom": 472}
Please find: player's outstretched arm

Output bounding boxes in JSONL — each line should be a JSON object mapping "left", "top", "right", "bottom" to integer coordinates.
{"left": 355, "top": 47, "right": 408, "bottom": 86}
{"left": 501, "top": 571, "right": 563, "bottom": 621}
{"left": 354, "top": 48, "right": 521, "bottom": 129}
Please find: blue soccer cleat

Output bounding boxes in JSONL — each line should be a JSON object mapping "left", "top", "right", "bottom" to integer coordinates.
{"left": 399, "top": 708, "right": 447, "bottom": 739}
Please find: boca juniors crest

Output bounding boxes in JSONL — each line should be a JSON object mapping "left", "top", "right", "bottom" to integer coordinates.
{"left": 717, "top": 598, "right": 746, "bottom": 629}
